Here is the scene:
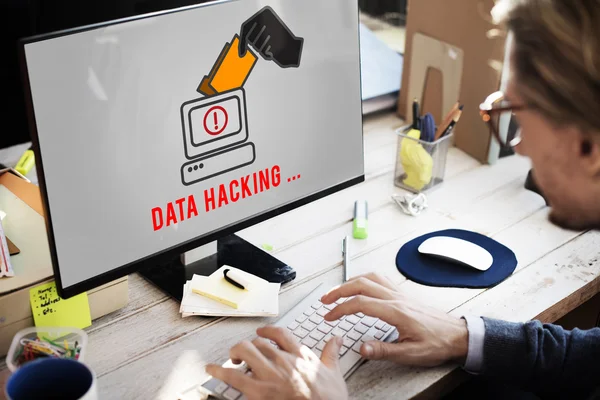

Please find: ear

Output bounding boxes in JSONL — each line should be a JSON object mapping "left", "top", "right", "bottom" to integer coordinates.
{"left": 579, "top": 133, "right": 600, "bottom": 177}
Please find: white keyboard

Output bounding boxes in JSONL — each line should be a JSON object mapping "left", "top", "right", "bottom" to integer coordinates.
{"left": 196, "top": 284, "right": 396, "bottom": 400}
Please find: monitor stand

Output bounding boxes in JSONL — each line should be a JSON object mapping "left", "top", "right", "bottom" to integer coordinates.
{"left": 138, "top": 234, "right": 295, "bottom": 302}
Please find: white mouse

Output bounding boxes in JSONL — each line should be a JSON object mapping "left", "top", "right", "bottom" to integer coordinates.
{"left": 418, "top": 236, "right": 493, "bottom": 272}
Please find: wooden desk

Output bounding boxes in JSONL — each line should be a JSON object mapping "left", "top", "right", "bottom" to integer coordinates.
{"left": 1, "top": 112, "right": 599, "bottom": 399}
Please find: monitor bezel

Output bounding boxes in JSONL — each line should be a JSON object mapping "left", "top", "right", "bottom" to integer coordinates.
{"left": 18, "top": 0, "right": 365, "bottom": 299}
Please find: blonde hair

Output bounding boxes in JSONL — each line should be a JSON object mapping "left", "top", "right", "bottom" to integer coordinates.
{"left": 492, "top": 0, "right": 600, "bottom": 134}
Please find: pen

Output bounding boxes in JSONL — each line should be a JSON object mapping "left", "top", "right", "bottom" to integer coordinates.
{"left": 412, "top": 98, "right": 420, "bottom": 130}
{"left": 223, "top": 268, "right": 251, "bottom": 290}
{"left": 434, "top": 102, "right": 460, "bottom": 141}
{"left": 441, "top": 106, "right": 464, "bottom": 138}
{"left": 342, "top": 236, "right": 349, "bottom": 282}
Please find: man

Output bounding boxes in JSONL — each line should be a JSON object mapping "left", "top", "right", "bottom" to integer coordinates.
{"left": 206, "top": 0, "right": 600, "bottom": 398}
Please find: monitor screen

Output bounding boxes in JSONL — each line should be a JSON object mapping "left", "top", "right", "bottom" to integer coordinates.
{"left": 21, "top": 0, "right": 364, "bottom": 296}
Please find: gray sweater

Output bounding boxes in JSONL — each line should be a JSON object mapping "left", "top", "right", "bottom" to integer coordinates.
{"left": 482, "top": 317, "right": 600, "bottom": 399}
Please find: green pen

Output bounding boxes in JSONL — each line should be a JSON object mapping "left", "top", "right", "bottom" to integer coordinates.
{"left": 353, "top": 200, "right": 368, "bottom": 239}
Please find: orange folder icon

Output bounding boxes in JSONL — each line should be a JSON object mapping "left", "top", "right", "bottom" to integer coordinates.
{"left": 198, "top": 34, "right": 258, "bottom": 96}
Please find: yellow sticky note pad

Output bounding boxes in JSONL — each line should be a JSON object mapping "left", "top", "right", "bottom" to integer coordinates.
{"left": 204, "top": 35, "right": 257, "bottom": 94}
{"left": 29, "top": 282, "right": 92, "bottom": 329}
{"left": 192, "top": 275, "right": 249, "bottom": 309}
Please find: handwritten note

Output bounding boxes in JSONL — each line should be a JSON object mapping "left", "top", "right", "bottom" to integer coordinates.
{"left": 29, "top": 281, "right": 92, "bottom": 329}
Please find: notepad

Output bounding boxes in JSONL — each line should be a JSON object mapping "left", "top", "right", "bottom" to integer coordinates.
{"left": 191, "top": 274, "right": 250, "bottom": 309}
{"left": 29, "top": 281, "right": 92, "bottom": 329}
{"left": 181, "top": 266, "right": 280, "bottom": 317}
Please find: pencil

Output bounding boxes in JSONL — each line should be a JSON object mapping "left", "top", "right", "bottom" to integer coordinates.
{"left": 434, "top": 102, "right": 461, "bottom": 141}
{"left": 441, "top": 106, "right": 464, "bottom": 138}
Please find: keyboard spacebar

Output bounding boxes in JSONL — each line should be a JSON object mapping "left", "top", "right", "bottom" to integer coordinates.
{"left": 339, "top": 348, "right": 363, "bottom": 375}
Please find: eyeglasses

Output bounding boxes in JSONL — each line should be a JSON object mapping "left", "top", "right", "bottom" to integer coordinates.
{"left": 479, "top": 91, "right": 526, "bottom": 149}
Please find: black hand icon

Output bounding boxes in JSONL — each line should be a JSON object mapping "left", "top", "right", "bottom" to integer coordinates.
{"left": 239, "top": 6, "right": 304, "bottom": 68}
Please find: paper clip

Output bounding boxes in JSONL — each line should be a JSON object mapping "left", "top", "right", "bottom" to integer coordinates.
{"left": 391, "top": 193, "right": 428, "bottom": 217}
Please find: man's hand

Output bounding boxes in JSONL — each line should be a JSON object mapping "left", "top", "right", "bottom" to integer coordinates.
{"left": 206, "top": 326, "right": 348, "bottom": 400}
{"left": 238, "top": 6, "right": 304, "bottom": 68}
{"left": 320, "top": 273, "right": 469, "bottom": 367}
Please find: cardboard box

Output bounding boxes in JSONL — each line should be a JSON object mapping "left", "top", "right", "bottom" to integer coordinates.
{"left": 398, "top": 0, "right": 507, "bottom": 163}
{"left": 0, "top": 169, "right": 128, "bottom": 356}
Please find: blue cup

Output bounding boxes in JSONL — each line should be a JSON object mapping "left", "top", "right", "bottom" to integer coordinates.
{"left": 6, "top": 358, "right": 97, "bottom": 400}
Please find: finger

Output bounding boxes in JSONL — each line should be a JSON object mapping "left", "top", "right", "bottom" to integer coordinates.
{"left": 229, "top": 340, "right": 276, "bottom": 379}
{"left": 350, "top": 272, "right": 398, "bottom": 292}
{"left": 359, "top": 341, "right": 425, "bottom": 365}
{"left": 239, "top": 21, "right": 257, "bottom": 57}
{"left": 321, "top": 277, "right": 396, "bottom": 305}
{"left": 206, "top": 364, "right": 255, "bottom": 393}
{"left": 320, "top": 335, "right": 343, "bottom": 370}
{"left": 325, "top": 295, "right": 394, "bottom": 322}
{"left": 257, "top": 35, "right": 271, "bottom": 53}
{"left": 257, "top": 326, "right": 302, "bottom": 356}
{"left": 252, "top": 338, "right": 291, "bottom": 367}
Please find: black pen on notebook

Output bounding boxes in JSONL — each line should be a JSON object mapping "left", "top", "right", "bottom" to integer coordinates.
{"left": 223, "top": 268, "right": 252, "bottom": 290}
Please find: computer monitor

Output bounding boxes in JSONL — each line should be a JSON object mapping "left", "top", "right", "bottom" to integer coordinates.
{"left": 20, "top": 0, "right": 364, "bottom": 300}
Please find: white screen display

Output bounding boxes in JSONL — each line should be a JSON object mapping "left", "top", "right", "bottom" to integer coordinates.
{"left": 23, "top": 0, "right": 364, "bottom": 290}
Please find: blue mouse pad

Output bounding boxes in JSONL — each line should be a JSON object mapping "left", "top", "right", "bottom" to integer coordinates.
{"left": 396, "top": 229, "right": 518, "bottom": 288}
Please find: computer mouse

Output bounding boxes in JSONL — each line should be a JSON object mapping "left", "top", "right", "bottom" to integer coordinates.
{"left": 417, "top": 236, "right": 493, "bottom": 271}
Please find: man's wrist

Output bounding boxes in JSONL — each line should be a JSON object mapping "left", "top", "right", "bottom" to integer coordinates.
{"left": 449, "top": 317, "right": 469, "bottom": 365}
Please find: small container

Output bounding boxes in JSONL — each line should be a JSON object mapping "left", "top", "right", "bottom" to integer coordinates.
{"left": 394, "top": 128, "right": 454, "bottom": 193}
{"left": 6, "top": 326, "right": 88, "bottom": 372}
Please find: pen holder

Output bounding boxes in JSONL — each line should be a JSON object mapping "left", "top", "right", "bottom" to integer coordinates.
{"left": 393, "top": 128, "right": 453, "bottom": 193}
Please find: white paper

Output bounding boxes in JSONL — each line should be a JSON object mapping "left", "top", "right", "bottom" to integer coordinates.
{"left": 0, "top": 217, "right": 14, "bottom": 278}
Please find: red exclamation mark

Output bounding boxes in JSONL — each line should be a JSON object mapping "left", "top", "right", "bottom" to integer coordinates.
{"left": 214, "top": 111, "right": 219, "bottom": 131}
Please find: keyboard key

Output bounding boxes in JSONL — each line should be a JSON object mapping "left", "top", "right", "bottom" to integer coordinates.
{"left": 301, "top": 321, "right": 317, "bottom": 332}
{"left": 296, "top": 314, "right": 308, "bottom": 323}
{"left": 361, "top": 328, "right": 379, "bottom": 343}
{"left": 323, "top": 303, "right": 335, "bottom": 310}
{"left": 324, "top": 318, "right": 341, "bottom": 327}
{"left": 239, "top": 396, "right": 247, "bottom": 400}
{"left": 311, "top": 302, "right": 322, "bottom": 310}
{"left": 287, "top": 322, "right": 299, "bottom": 331}
{"left": 354, "top": 324, "right": 369, "bottom": 334}
{"left": 309, "top": 315, "right": 324, "bottom": 325}
{"left": 303, "top": 308, "right": 315, "bottom": 316}
{"left": 317, "top": 323, "right": 332, "bottom": 334}
{"left": 347, "top": 330, "right": 362, "bottom": 341}
{"left": 381, "top": 323, "right": 392, "bottom": 332}
{"left": 345, "top": 315, "right": 360, "bottom": 325}
{"left": 223, "top": 387, "right": 241, "bottom": 400}
{"left": 313, "top": 349, "right": 322, "bottom": 358}
{"left": 361, "top": 317, "right": 377, "bottom": 327}
{"left": 215, "top": 382, "right": 229, "bottom": 394}
{"left": 339, "top": 346, "right": 349, "bottom": 356}
{"left": 310, "top": 330, "right": 326, "bottom": 341}
{"left": 352, "top": 341, "right": 363, "bottom": 354}
{"left": 375, "top": 331, "right": 384, "bottom": 340}
{"left": 335, "top": 297, "right": 347, "bottom": 305}
{"left": 316, "top": 341, "right": 326, "bottom": 351}
{"left": 331, "top": 327, "right": 345, "bottom": 337}
{"left": 356, "top": 312, "right": 365, "bottom": 318}
{"left": 293, "top": 327, "right": 310, "bottom": 339}
{"left": 343, "top": 337, "right": 355, "bottom": 348}
{"left": 323, "top": 333, "right": 333, "bottom": 343}
{"left": 301, "top": 337, "right": 318, "bottom": 348}
{"left": 316, "top": 308, "right": 329, "bottom": 317}
{"left": 375, "top": 321, "right": 385, "bottom": 330}
{"left": 338, "top": 321, "right": 354, "bottom": 331}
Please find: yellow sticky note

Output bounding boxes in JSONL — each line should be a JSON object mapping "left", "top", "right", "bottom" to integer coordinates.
{"left": 29, "top": 282, "right": 92, "bottom": 329}
{"left": 204, "top": 34, "right": 258, "bottom": 94}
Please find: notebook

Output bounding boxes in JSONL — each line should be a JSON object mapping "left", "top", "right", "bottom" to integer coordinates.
{"left": 180, "top": 266, "right": 280, "bottom": 318}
